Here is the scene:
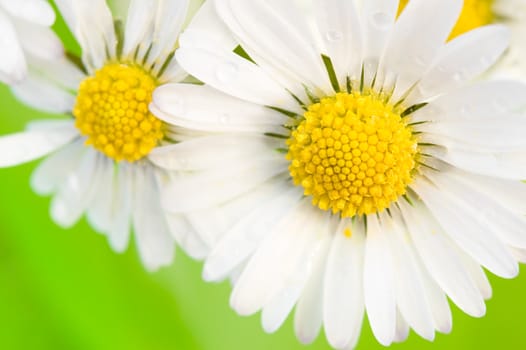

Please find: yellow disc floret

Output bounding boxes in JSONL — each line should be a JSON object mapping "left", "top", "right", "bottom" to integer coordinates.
{"left": 398, "top": 0, "right": 494, "bottom": 40}
{"left": 74, "top": 63, "right": 164, "bottom": 162}
{"left": 287, "top": 92, "right": 418, "bottom": 217}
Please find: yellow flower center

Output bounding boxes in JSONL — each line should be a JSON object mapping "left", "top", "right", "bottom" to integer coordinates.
{"left": 73, "top": 63, "right": 164, "bottom": 162}
{"left": 398, "top": 0, "right": 495, "bottom": 40}
{"left": 287, "top": 92, "right": 418, "bottom": 217}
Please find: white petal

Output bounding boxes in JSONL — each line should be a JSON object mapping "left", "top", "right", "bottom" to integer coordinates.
{"left": 162, "top": 158, "right": 287, "bottom": 212}
{"left": 261, "top": 211, "right": 329, "bottom": 334}
{"left": 175, "top": 46, "right": 298, "bottom": 110}
{"left": 459, "top": 173, "right": 526, "bottom": 216}
{"left": 133, "top": 166, "right": 175, "bottom": 271}
{"left": 411, "top": 25, "right": 510, "bottom": 101}
{"left": 150, "top": 134, "right": 282, "bottom": 171}
{"left": 214, "top": 0, "right": 329, "bottom": 92}
{"left": 399, "top": 200, "right": 486, "bottom": 317}
{"left": 459, "top": 253, "right": 492, "bottom": 300}
{"left": 151, "top": 83, "right": 289, "bottom": 133}
{"left": 293, "top": 236, "right": 331, "bottom": 345}
{"left": 412, "top": 178, "right": 518, "bottom": 279}
{"left": 14, "top": 21, "right": 63, "bottom": 60}
{"left": 360, "top": 0, "right": 398, "bottom": 85}
{"left": 510, "top": 247, "right": 526, "bottom": 263}
{"left": 146, "top": 0, "right": 189, "bottom": 68}
{"left": 363, "top": 215, "right": 396, "bottom": 346}
{"left": 0, "top": 0, "right": 55, "bottom": 26}
{"left": 30, "top": 139, "right": 84, "bottom": 195}
{"left": 230, "top": 200, "right": 315, "bottom": 316}
{"left": 107, "top": 163, "right": 133, "bottom": 253}
{"left": 56, "top": 0, "right": 116, "bottom": 71}
{"left": 393, "top": 311, "right": 410, "bottom": 343}
{"left": 0, "top": 121, "right": 77, "bottom": 168}
{"left": 415, "top": 253, "right": 453, "bottom": 334}
{"left": 185, "top": 177, "right": 289, "bottom": 249}
{"left": 203, "top": 183, "right": 302, "bottom": 281}
{"left": 26, "top": 54, "right": 85, "bottom": 91}
{"left": 122, "top": 0, "right": 156, "bottom": 58}
{"left": 421, "top": 115, "right": 526, "bottom": 153}
{"left": 413, "top": 80, "right": 526, "bottom": 123}
{"left": 438, "top": 171, "right": 526, "bottom": 250}
{"left": 86, "top": 156, "right": 115, "bottom": 233}
{"left": 11, "top": 72, "right": 76, "bottom": 113}
{"left": 323, "top": 220, "right": 365, "bottom": 349}
{"left": 179, "top": 0, "right": 237, "bottom": 51}
{"left": 50, "top": 150, "right": 100, "bottom": 228}
{"left": 166, "top": 213, "right": 208, "bottom": 260}
{"left": 383, "top": 211, "right": 435, "bottom": 341}
{"left": 381, "top": 0, "right": 462, "bottom": 101}
{"left": 157, "top": 60, "right": 188, "bottom": 84}
{"left": 0, "top": 9, "right": 26, "bottom": 83}
{"left": 313, "top": 0, "right": 362, "bottom": 82}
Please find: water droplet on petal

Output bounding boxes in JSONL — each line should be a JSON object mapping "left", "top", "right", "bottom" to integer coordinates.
{"left": 169, "top": 97, "right": 186, "bottom": 115}
{"left": 413, "top": 55, "right": 426, "bottom": 67}
{"left": 371, "top": 12, "right": 391, "bottom": 29}
{"left": 178, "top": 158, "right": 188, "bottom": 168}
{"left": 219, "top": 114, "right": 230, "bottom": 124}
{"left": 326, "top": 30, "right": 343, "bottom": 42}
{"left": 216, "top": 62, "right": 239, "bottom": 83}
{"left": 492, "top": 97, "right": 507, "bottom": 113}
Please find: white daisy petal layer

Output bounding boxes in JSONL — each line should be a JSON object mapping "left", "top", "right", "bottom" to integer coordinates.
{"left": 133, "top": 166, "right": 175, "bottom": 272}
{"left": 0, "top": 8, "right": 26, "bottom": 83}
{"left": 0, "top": 121, "right": 78, "bottom": 168}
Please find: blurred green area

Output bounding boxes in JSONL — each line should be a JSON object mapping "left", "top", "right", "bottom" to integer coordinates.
{"left": 1, "top": 4, "right": 526, "bottom": 350}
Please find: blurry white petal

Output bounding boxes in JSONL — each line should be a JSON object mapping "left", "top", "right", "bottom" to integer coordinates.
{"left": 0, "top": 121, "right": 77, "bottom": 168}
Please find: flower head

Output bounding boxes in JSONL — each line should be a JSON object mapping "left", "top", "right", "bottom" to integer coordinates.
{"left": 153, "top": 0, "right": 526, "bottom": 347}
{"left": 0, "top": 0, "right": 204, "bottom": 271}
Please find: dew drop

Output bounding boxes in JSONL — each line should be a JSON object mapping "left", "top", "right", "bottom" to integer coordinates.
{"left": 479, "top": 55, "right": 492, "bottom": 67}
{"left": 326, "top": 30, "right": 343, "bottom": 42}
{"left": 460, "top": 104, "right": 473, "bottom": 116}
{"left": 452, "top": 72, "right": 464, "bottom": 82}
{"left": 371, "top": 12, "right": 391, "bottom": 29}
{"left": 178, "top": 158, "right": 189, "bottom": 168}
{"left": 219, "top": 114, "right": 230, "bottom": 124}
{"left": 492, "top": 97, "right": 507, "bottom": 113}
{"left": 168, "top": 97, "right": 186, "bottom": 115}
{"left": 216, "top": 62, "right": 239, "bottom": 83}
{"left": 413, "top": 55, "right": 427, "bottom": 67}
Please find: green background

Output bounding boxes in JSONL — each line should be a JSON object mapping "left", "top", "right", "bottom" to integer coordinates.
{"left": 1, "top": 5, "right": 526, "bottom": 350}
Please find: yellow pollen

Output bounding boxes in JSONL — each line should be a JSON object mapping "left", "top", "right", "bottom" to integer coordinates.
{"left": 398, "top": 0, "right": 495, "bottom": 40}
{"left": 73, "top": 63, "right": 164, "bottom": 162}
{"left": 344, "top": 228, "right": 352, "bottom": 238}
{"left": 287, "top": 92, "right": 418, "bottom": 218}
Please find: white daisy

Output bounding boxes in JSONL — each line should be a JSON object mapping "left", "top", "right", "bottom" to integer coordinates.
{"left": 0, "top": 0, "right": 61, "bottom": 83}
{"left": 400, "top": 0, "right": 526, "bottom": 80}
{"left": 0, "top": 0, "right": 204, "bottom": 271}
{"left": 152, "top": 0, "right": 526, "bottom": 347}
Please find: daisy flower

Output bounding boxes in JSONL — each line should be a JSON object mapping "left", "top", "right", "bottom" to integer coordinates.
{"left": 0, "top": 0, "right": 60, "bottom": 83}
{"left": 400, "top": 0, "right": 526, "bottom": 80}
{"left": 152, "top": 0, "right": 526, "bottom": 347}
{"left": 0, "top": 0, "right": 204, "bottom": 271}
